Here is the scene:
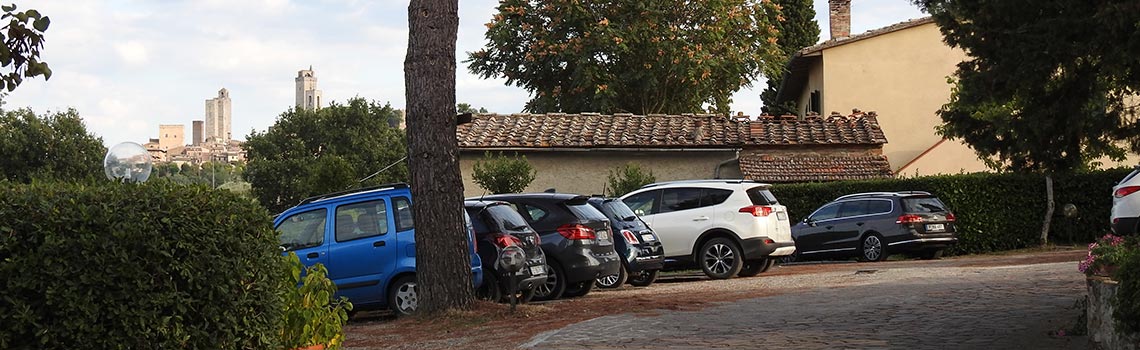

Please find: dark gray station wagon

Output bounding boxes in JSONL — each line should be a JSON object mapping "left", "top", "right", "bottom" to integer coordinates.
{"left": 791, "top": 191, "right": 957, "bottom": 261}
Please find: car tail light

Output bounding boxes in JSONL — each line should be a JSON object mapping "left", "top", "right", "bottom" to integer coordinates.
{"left": 946, "top": 212, "right": 956, "bottom": 222}
{"left": 492, "top": 233, "right": 521, "bottom": 248}
{"left": 557, "top": 224, "right": 596, "bottom": 240}
{"left": 739, "top": 205, "right": 774, "bottom": 217}
{"left": 620, "top": 229, "right": 639, "bottom": 244}
{"left": 1115, "top": 186, "right": 1140, "bottom": 198}
{"left": 896, "top": 214, "right": 924, "bottom": 224}
{"left": 471, "top": 231, "right": 478, "bottom": 253}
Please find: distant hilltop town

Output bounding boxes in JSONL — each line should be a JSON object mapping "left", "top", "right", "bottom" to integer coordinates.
{"left": 144, "top": 66, "right": 325, "bottom": 165}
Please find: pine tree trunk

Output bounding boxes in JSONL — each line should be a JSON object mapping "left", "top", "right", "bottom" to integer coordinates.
{"left": 404, "top": 0, "right": 472, "bottom": 315}
{"left": 1041, "top": 175, "right": 1054, "bottom": 246}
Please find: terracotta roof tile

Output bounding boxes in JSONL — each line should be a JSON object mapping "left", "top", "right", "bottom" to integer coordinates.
{"left": 456, "top": 113, "right": 886, "bottom": 149}
{"left": 739, "top": 154, "right": 893, "bottom": 182}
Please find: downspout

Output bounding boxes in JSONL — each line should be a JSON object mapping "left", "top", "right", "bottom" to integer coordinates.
{"left": 714, "top": 149, "right": 741, "bottom": 179}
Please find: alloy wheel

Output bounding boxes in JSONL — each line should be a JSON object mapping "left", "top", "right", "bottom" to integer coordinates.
{"left": 394, "top": 281, "right": 418, "bottom": 314}
{"left": 863, "top": 235, "right": 883, "bottom": 261}
{"left": 703, "top": 242, "right": 736, "bottom": 275}
{"left": 535, "top": 265, "right": 558, "bottom": 297}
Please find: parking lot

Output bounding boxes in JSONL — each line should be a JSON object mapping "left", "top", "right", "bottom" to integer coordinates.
{"left": 345, "top": 249, "right": 1090, "bottom": 349}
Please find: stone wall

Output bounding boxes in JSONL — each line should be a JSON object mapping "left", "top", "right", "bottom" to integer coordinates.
{"left": 1087, "top": 277, "right": 1140, "bottom": 349}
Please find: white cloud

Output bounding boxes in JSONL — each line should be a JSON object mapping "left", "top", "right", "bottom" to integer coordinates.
{"left": 115, "top": 41, "right": 150, "bottom": 64}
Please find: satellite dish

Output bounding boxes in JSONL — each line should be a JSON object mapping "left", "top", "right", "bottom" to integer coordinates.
{"left": 103, "top": 142, "right": 152, "bottom": 183}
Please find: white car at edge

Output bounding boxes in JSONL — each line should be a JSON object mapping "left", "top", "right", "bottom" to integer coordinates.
{"left": 1111, "top": 167, "right": 1140, "bottom": 235}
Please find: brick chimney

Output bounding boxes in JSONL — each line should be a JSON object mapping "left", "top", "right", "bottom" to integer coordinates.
{"left": 829, "top": 0, "right": 851, "bottom": 39}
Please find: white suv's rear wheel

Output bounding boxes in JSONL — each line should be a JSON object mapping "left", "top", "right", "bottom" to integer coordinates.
{"left": 700, "top": 237, "right": 743, "bottom": 279}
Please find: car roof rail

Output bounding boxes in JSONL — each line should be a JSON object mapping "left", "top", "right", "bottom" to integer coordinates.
{"left": 639, "top": 179, "right": 767, "bottom": 189}
{"left": 833, "top": 191, "right": 933, "bottom": 201}
{"left": 296, "top": 182, "right": 409, "bottom": 206}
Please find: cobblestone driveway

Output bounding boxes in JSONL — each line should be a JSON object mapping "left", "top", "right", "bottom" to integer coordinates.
{"left": 522, "top": 262, "right": 1088, "bottom": 349}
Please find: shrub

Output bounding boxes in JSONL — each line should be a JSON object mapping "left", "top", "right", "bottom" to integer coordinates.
{"left": 771, "top": 168, "right": 1132, "bottom": 255}
{"left": 606, "top": 162, "right": 656, "bottom": 197}
{"left": 472, "top": 151, "right": 536, "bottom": 194}
{"left": 280, "top": 254, "right": 352, "bottom": 350}
{"left": 0, "top": 180, "right": 286, "bottom": 349}
{"left": 1114, "top": 240, "right": 1140, "bottom": 334}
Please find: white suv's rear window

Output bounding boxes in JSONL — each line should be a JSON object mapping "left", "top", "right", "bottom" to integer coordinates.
{"left": 746, "top": 187, "right": 778, "bottom": 205}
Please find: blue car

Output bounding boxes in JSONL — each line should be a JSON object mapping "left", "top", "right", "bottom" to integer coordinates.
{"left": 274, "top": 183, "right": 483, "bottom": 316}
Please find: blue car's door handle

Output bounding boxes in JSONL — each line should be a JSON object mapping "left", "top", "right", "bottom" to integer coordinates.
{"left": 306, "top": 252, "right": 319, "bottom": 259}
{"left": 374, "top": 241, "right": 386, "bottom": 247}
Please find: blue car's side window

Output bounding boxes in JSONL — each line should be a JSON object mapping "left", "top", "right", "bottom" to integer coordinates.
{"left": 335, "top": 200, "right": 389, "bottom": 242}
{"left": 393, "top": 196, "right": 414, "bottom": 232}
{"left": 277, "top": 209, "right": 327, "bottom": 251}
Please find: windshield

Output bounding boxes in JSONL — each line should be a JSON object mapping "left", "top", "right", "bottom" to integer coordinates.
{"left": 902, "top": 197, "right": 949, "bottom": 214}
{"left": 747, "top": 186, "right": 778, "bottom": 205}
{"left": 485, "top": 204, "right": 531, "bottom": 232}
{"left": 602, "top": 200, "right": 638, "bottom": 221}
{"left": 566, "top": 203, "right": 608, "bottom": 221}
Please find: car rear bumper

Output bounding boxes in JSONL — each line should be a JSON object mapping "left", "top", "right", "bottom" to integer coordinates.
{"left": 887, "top": 232, "right": 958, "bottom": 251}
{"left": 556, "top": 247, "right": 621, "bottom": 284}
{"left": 741, "top": 236, "right": 796, "bottom": 259}
{"left": 627, "top": 241, "right": 665, "bottom": 272}
{"left": 1112, "top": 216, "right": 1139, "bottom": 235}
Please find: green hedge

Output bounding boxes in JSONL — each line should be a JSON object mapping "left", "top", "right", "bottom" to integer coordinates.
{"left": 0, "top": 181, "right": 286, "bottom": 349}
{"left": 771, "top": 168, "right": 1132, "bottom": 255}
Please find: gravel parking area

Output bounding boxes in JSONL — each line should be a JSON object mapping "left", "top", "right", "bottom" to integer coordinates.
{"left": 345, "top": 248, "right": 1089, "bottom": 349}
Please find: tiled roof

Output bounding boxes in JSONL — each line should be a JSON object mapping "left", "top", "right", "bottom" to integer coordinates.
{"left": 738, "top": 154, "right": 893, "bottom": 182}
{"left": 456, "top": 112, "right": 886, "bottom": 149}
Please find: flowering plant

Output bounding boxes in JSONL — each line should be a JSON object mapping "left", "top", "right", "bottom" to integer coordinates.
{"left": 1079, "top": 234, "right": 1138, "bottom": 277}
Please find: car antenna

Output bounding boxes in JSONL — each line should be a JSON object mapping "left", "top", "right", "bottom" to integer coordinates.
{"left": 602, "top": 182, "right": 608, "bottom": 197}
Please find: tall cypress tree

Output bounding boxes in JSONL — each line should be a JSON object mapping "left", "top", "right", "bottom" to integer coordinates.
{"left": 759, "top": 0, "right": 820, "bottom": 116}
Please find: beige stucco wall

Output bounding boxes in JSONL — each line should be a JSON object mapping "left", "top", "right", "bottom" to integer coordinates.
{"left": 459, "top": 150, "right": 740, "bottom": 197}
{"left": 798, "top": 22, "right": 980, "bottom": 175}
{"left": 895, "top": 139, "right": 989, "bottom": 176}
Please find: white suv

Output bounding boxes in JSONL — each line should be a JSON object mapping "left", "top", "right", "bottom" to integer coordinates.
{"left": 620, "top": 180, "right": 795, "bottom": 279}
{"left": 1111, "top": 167, "right": 1140, "bottom": 235}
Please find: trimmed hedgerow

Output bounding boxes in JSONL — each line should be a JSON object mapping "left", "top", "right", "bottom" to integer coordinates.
{"left": 771, "top": 168, "right": 1132, "bottom": 255}
{"left": 0, "top": 180, "right": 286, "bottom": 349}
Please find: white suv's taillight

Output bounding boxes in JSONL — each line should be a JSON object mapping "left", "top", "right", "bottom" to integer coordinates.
{"left": 1115, "top": 186, "right": 1140, "bottom": 198}
{"left": 739, "top": 205, "right": 773, "bottom": 217}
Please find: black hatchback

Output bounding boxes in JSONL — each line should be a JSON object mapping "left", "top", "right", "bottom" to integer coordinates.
{"left": 464, "top": 200, "right": 548, "bottom": 303}
{"left": 474, "top": 193, "right": 621, "bottom": 301}
{"left": 587, "top": 197, "right": 665, "bottom": 288}
{"left": 791, "top": 191, "right": 957, "bottom": 262}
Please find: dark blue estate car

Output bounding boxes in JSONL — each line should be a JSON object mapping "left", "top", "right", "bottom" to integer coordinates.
{"left": 587, "top": 197, "right": 664, "bottom": 288}
{"left": 275, "top": 183, "right": 483, "bottom": 316}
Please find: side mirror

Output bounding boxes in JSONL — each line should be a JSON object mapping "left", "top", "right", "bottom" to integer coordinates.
{"left": 803, "top": 217, "right": 815, "bottom": 226}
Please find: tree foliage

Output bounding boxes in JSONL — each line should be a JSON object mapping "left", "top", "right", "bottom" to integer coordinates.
{"left": 759, "top": 0, "right": 819, "bottom": 115}
{"left": 0, "top": 4, "right": 51, "bottom": 91}
{"left": 244, "top": 98, "right": 407, "bottom": 213}
{"left": 0, "top": 106, "right": 105, "bottom": 183}
{"left": 467, "top": 0, "right": 785, "bottom": 115}
{"left": 472, "top": 152, "right": 536, "bottom": 194}
{"left": 456, "top": 103, "right": 488, "bottom": 114}
{"left": 606, "top": 162, "right": 656, "bottom": 197}
{"left": 913, "top": 0, "right": 1140, "bottom": 173}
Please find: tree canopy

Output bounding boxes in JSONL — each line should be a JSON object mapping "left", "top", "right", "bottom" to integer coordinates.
{"left": 1, "top": 4, "right": 51, "bottom": 91}
{"left": 472, "top": 152, "right": 536, "bottom": 194}
{"left": 915, "top": 0, "right": 1140, "bottom": 172}
{"left": 244, "top": 98, "right": 408, "bottom": 213}
{"left": 466, "top": 0, "right": 785, "bottom": 115}
{"left": 0, "top": 106, "right": 105, "bottom": 183}
{"left": 759, "top": 0, "right": 819, "bottom": 116}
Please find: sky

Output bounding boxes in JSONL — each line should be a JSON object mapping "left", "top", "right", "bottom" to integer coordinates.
{"left": 4, "top": 0, "right": 925, "bottom": 146}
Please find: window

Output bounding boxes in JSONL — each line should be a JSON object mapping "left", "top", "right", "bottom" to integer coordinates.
{"left": 393, "top": 196, "right": 413, "bottom": 232}
{"left": 465, "top": 208, "right": 492, "bottom": 235}
{"left": 335, "top": 200, "right": 389, "bottom": 242}
{"left": 810, "top": 202, "right": 841, "bottom": 221}
{"left": 661, "top": 188, "right": 703, "bottom": 213}
{"left": 867, "top": 200, "right": 893, "bottom": 215}
{"left": 566, "top": 203, "right": 607, "bottom": 221}
{"left": 518, "top": 203, "right": 548, "bottom": 223}
{"left": 809, "top": 90, "right": 822, "bottom": 114}
{"left": 277, "top": 209, "right": 327, "bottom": 251}
{"left": 485, "top": 204, "right": 531, "bottom": 232}
{"left": 746, "top": 187, "right": 779, "bottom": 205}
{"left": 838, "top": 200, "right": 869, "bottom": 218}
{"left": 623, "top": 190, "right": 659, "bottom": 216}
{"left": 902, "top": 197, "right": 949, "bottom": 214}
{"left": 700, "top": 189, "right": 733, "bottom": 207}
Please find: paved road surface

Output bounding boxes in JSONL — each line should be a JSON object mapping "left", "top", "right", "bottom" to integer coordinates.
{"left": 522, "top": 262, "right": 1088, "bottom": 349}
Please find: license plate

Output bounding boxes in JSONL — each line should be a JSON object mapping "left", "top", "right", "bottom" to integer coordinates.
{"left": 926, "top": 223, "right": 946, "bottom": 232}
{"left": 776, "top": 212, "right": 788, "bottom": 220}
{"left": 529, "top": 265, "right": 544, "bottom": 275}
{"left": 640, "top": 233, "right": 657, "bottom": 242}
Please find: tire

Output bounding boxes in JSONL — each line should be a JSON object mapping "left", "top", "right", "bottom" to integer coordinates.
{"left": 699, "top": 237, "right": 743, "bottom": 279}
{"left": 476, "top": 270, "right": 503, "bottom": 302}
{"left": 595, "top": 264, "right": 628, "bottom": 289}
{"left": 628, "top": 269, "right": 658, "bottom": 287}
{"left": 532, "top": 260, "right": 566, "bottom": 301}
{"left": 738, "top": 258, "right": 775, "bottom": 277}
{"left": 859, "top": 234, "right": 887, "bottom": 262}
{"left": 777, "top": 251, "right": 800, "bottom": 265}
{"left": 388, "top": 275, "right": 418, "bottom": 317}
{"left": 920, "top": 249, "right": 944, "bottom": 260}
{"left": 562, "top": 280, "right": 594, "bottom": 298}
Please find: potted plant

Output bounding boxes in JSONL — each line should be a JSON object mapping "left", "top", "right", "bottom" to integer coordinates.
{"left": 280, "top": 253, "right": 353, "bottom": 350}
